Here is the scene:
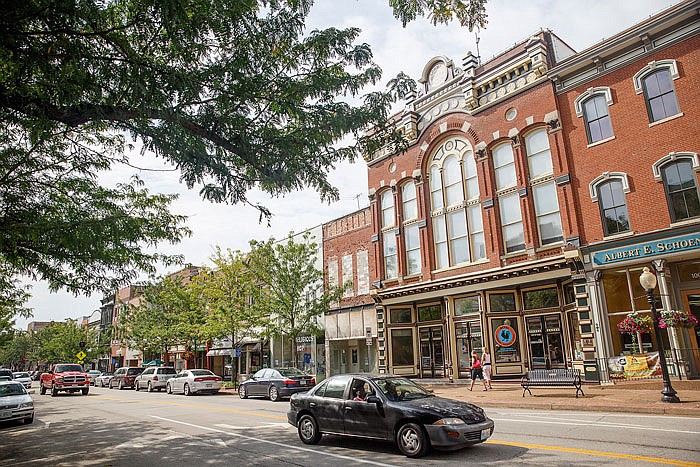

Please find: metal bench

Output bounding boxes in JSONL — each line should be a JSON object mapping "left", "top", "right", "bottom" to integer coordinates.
{"left": 521, "top": 368, "right": 584, "bottom": 398}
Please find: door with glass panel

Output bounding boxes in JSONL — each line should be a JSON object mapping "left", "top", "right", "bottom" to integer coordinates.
{"left": 526, "top": 314, "right": 565, "bottom": 369}
{"left": 455, "top": 321, "right": 482, "bottom": 378}
{"left": 419, "top": 326, "right": 445, "bottom": 378}
{"left": 681, "top": 291, "right": 700, "bottom": 378}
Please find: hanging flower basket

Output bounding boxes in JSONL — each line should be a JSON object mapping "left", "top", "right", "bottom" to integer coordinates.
{"left": 617, "top": 313, "right": 653, "bottom": 335}
{"left": 658, "top": 310, "right": 699, "bottom": 329}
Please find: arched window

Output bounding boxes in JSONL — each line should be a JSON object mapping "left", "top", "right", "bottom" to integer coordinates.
{"left": 661, "top": 160, "right": 700, "bottom": 222}
{"left": 429, "top": 137, "right": 485, "bottom": 269}
{"left": 575, "top": 87, "right": 614, "bottom": 144}
{"left": 380, "top": 190, "right": 394, "bottom": 228}
{"left": 401, "top": 181, "right": 417, "bottom": 221}
{"left": 633, "top": 60, "right": 681, "bottom": 123}
{"left": 380, "top": 190, "right": 397, "bottom": 280}
{"left": 525, "top": 129, "right": 563, "bottom": 245}
{"left": 401, "top": 181, "right": 421, "bottom": 275}
{"left": 589, "top": 172, "right": 631, "bottom": 237}
{"left": 493, "top": 142, "right": 524, "bottom": 253}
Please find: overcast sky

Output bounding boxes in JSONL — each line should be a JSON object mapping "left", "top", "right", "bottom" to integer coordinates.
{"left": 15, "top": 0, "right": 677, "bottom": 330}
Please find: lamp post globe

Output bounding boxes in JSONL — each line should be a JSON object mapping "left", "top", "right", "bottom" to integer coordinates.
{"left": 639, "top": 267, "right": 680, "bottom": 403}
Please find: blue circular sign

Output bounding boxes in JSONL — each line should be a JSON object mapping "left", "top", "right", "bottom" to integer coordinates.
{"left": 495, "top": 325, "right": 516, "bottom": 347}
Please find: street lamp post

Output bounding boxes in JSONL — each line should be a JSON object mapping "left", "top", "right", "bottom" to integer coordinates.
{"left": 639, "top": 267, "right": 680, "bottom": 403}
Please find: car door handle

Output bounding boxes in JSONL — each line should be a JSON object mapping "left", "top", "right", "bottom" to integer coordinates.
{"left": 309, "top": 402, "right": 316, "bottom": 408}
{"left": 344, "top": 406, "right": 352, "bottom": 411}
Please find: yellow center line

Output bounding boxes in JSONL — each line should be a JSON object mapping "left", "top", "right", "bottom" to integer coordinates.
{"left": 487, "top": 440, "right": 700, "bottom": 467}
{"left": 93, "top": 395, "right": 287, "bottom": 420}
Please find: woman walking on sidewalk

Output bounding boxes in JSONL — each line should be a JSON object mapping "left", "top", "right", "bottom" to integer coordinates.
{"left": 482, "top": 347, "right": 493, "bottom": 390}
{"left": 469, "top": 351, "right": 486, "bottom": 391}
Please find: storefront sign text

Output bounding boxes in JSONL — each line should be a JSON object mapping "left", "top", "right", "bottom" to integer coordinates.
{"left": 592, "top": 233, "right": 700, "bottom": 266}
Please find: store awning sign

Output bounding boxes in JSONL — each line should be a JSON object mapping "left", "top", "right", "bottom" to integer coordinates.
{"left": 592, "top": 232, "right": 700, "bottom": 266}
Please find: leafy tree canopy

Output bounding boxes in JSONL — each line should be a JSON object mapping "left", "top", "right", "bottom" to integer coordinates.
{"left": 389, "top": 0, "right": 487, "bottom": 29}
{"left": 32, "top": 320, "right": 99, "bottom": 364}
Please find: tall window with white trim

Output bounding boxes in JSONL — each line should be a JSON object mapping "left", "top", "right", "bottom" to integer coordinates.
{"left": 583, "top": 95, "right": 613, "bottom": 144}
{"left": 525, "top": 130, "right": 563, "bottom": 245}
{"left": 493, "top": 142, "right": 524, "bottom": 253}
{"left": 661, "top": 160, "right": 700, "bottom": 222}
{"left": 643, "top": 69, "right": 680, "bottom": 123}
{"left": 402, "top": 181, "right": 421, "bottom": 275}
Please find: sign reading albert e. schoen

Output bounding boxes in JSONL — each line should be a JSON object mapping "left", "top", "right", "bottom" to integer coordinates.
{"left": 592, "top": 232, "right": 700, "bottom": 266}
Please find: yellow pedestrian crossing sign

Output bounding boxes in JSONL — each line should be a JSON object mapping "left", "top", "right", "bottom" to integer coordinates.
{"left": 76, "top": 351, "right": 86, "bottom": 360}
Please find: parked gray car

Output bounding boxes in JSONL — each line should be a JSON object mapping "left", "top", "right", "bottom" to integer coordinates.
{"left": 134, "top": 367, "right": 177, "bottom": 392}
{"left": 94, "top": 372, "right": 114, "bottom": 388}
{"left": 86, "top": 370, "right": 102, "bottom": 386}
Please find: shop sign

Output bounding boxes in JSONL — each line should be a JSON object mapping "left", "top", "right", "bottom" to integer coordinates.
{"left": 592, "top": 232, "right": 700, "bottom": 266}
{"left": 296, "top": 336, "right": 314, "bottom": 343}
{"left": 494, "top": 325, "right": 516, "bottom": 347}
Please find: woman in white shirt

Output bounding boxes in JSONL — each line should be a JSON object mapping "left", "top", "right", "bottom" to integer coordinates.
{"left": 481, "top": 347, "right": 493, "bottom": 390}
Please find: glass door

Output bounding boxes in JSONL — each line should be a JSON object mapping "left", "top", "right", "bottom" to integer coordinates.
{"left": 526, "top": 314, "right": 565, "bottom": 369}
{"left": 681, "top": 290, "right": 700, "bottom": 378}
{"left": 455, "top": 321, "right": 482, "bottom": 378}
{"left": 419, "top": 326, "right": 445, "bottom": 378}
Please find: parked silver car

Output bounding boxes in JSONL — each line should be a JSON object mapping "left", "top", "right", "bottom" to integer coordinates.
{"left": 12, "top": 372, "right": 32, "bottom": 389}
{"left": 0, "top": 381, "right": 34, "bottom": 424}
{"left": 166, "top": 369, "right": 222, "bottom": 396}
{"left": 94, "top": 372, "right": 114, "bottom": 388}
{"left": 134, "top": 367, "right": 177, "bottom": 392}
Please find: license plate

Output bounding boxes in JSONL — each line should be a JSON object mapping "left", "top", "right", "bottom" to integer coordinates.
{"left": 480, "top": 428, "right": 492, "bottom": 441}
{"left": 0, "top": 410, "right": 11, "bottom": 419}
{"left": 301, "top": 379, "right": 307, "bottom": 385}
{"left": 206, "top": 384, "right": 212, "bottom": 388}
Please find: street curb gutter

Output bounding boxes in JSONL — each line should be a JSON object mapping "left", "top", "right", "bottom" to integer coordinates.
{"left": 476, "top": 401, "right": 700, "bottom": 417}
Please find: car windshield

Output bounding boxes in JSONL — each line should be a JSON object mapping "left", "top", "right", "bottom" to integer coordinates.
{"left": 191, "top": 370, "right": 214, "bottom": 376}
{"left": 55, "top": 365, "right": 83, "bottom": 373}
{"left": 89, "top": 371, "right": 100, "bottom": 374}
{"left": 101, "top": 373, "right": 113, "bottom": 377}
{"left": 0, "top": 383, "right": 27, "bottom": 396}
{"left": 278, "top": 368, "right": 305, "bottom": 377}
{"left": 373, "top": 377, "right": 433, "bottom": 401}
{"left": 13, "top": 372, "right": 30, "bottom": 378}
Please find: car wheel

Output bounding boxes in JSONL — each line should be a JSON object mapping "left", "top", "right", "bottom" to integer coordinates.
{"left": 184, "top": 383, "right": 191, "bottom": 396}
{"left": 147, "top": 382, "right": 153, "bottom": 393}
{"left": 51, "top": 385, "right": 58, "bottom": 397}
{"left": 238, "top": 385, "right": 248, "bottom": 399}
{"left": 268, "top": 385, "right": 280, "bottom": 402}
{"left": 166, "top": 383, "right": 172, "bottom": 394}
{"left": 298, "top": 414, "right": 321, "bottom": 445}
{"left": 24, "top": 414, "right": 34, "bottom": 424}
{"left": 82, "top": 387, "right": 89, "bottom": 395}
{"left": 118, "top": 380, "right": 124, "bottom": 390}
{"left": 134, "top": 381, "right": 140, "bottom": 391}
{"left": 396, "top": 423, "right": 430, "bottom": 458}
{"left": 40, "top": 384, "right": 46, "bottom": 395}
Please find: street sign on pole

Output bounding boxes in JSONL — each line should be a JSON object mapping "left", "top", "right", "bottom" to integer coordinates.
{"left": 76, "top": 350, "right": 87, "bottom": 360}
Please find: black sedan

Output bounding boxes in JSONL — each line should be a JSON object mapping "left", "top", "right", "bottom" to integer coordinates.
{"left": 287, "top": 374, "right": 494, "bottom": 458}
{"left": 239, "top": 368, "right": 315, "bottom": 402}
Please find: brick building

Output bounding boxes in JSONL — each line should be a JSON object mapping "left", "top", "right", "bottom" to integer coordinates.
{"left": 323, "top": 208, "right": 377, "bottom": 376}
{"left": 551, "top": 0, "right": 700, "bottom": 377}
{"left": 336, "top": 0, "right": 700, "bottom": 381}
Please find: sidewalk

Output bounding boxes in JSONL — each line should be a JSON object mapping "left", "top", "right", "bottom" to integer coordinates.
{"left": 425, "top": 379, "right": 700, "bottom": 417}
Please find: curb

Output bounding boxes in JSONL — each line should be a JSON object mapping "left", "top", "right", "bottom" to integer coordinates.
{"left": 474, "top": 401, "right": 700, "bottom": 417}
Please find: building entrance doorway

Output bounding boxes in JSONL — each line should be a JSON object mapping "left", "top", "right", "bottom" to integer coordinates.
{"left": 419, "top": 326, "right": 445, "bottom": 378}
{"left": 526, "top": 314, "right": 565, "bottom": 369}
{"left": 455, "top": 321, "right": 482, "bottom": 378}
{"left": 681, "top": 290, "right": 700, "bottom": 378}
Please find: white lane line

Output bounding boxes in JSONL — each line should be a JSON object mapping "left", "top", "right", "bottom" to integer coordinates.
{"left": 215, "top": 422, "right": 291, "bottom": 430}
{"left": 490, "top": 417, "right": 700, "bottom": 435}
{"left": 152, "top": 416, "right": 397, "bottom": 467}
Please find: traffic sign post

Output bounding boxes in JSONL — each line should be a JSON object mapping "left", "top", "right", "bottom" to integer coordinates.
{"left": 76, "top": 350, "right": 87, "bottom": 361}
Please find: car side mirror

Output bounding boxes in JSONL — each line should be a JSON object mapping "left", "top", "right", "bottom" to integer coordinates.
{"left": 366, "top": 395, "right": 381, "bottom": 404}
{"left": 47, "top": 370, "right": 53, "bottom": 375}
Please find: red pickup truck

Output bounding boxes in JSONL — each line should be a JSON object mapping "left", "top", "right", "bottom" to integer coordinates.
{"left": 40, "top": 364, "right": 90, "bottom": 396}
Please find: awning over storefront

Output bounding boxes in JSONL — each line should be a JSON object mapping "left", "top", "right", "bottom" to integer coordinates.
{"left": 206, "top": 348, "right": 232, "bottom": 357}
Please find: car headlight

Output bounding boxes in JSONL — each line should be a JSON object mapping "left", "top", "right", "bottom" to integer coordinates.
{"left": 19, "top": 402, "right": 33, "bottom": 409}
{"left": 434, "top": 417, "right": 466, "bottom": 425}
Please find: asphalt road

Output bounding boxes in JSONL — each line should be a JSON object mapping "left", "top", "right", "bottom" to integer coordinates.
{"left": 2, "top": 385, "right": 699, "bottom": 466}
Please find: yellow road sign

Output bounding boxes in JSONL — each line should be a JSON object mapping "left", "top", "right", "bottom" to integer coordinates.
{"left": 76, "top": 351, "right": 86, "bottom": 360}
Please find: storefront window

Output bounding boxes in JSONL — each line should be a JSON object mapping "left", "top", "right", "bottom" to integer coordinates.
{"left": 454, "top": 296, "right": 480, "bottom": 316}
{"left": 389, "top": 308, "right": 412, "bottom": 324}
{"left": 390, "top": 329, "right": 414, "bottom": 366}
{"left": 603, "top": 270, "right": 632, "bottom": 313}
{"left": 491, "top": 318, "right": 521, "bottom": 363}
{"left": 418, "top": 304, "right": 442, "bottom": 322}
{"left": 522, "top": 287, "right": 559, "bottom": 310}
{"left": 455, "top": 322, "right": 482, "bottom": 378}
{"left": 489, "top": 293, "right": 516, "bottom": 312}
{"left": 568, "top": 311, "right": 583, "bottom": 361}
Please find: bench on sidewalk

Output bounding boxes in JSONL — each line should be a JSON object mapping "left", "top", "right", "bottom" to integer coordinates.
{"left": 521, "top": 369, "right": 584, "bottom": 398}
